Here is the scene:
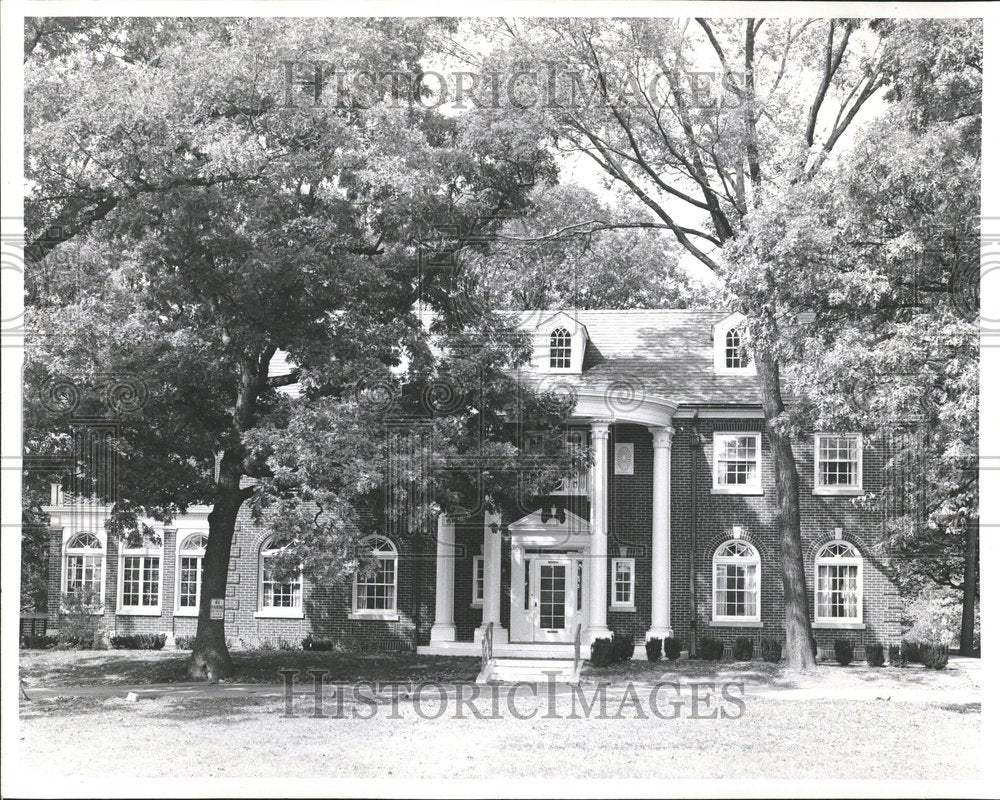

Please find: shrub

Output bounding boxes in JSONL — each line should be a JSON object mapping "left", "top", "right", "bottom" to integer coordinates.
{"left": 663, "top": 636, "right": 682, "bottom": 660}
{"left": 888, "top": 644, "right": 906, "bottom": 667}
{"left": 175, "top": 635, "right": 195, "bottom": 650}
{"left": 865, "top": 643, "right": 885, "bottom": 667}
{"left": 699, "top": 636, "right": 724, "bottom": 661}
{"left": 922, "top": 643, "right": 950, "bottom": 670}
{"left": 833, "top": 638, "right": 855, "bottom": 666}
{"left": 590, "top": 637, "right": 614, "bottom": 667}
{"left": 21, "top": 634, "right": 58, "bottom": 650}
{"left": 645, "top": 637, "right": 662, "bottom": 662}
{"left": 610, "top": 632, "right": 635, "bottom": 662}
{"left": 761, "top": 638, "right": 783, "bottom": 663}
{"left": 302, "top": 635, "right": 334, "bottom": 652}
{"left": 902, "top": 639, "right": 923, "bottom": 664}
{"left": 57, "top": 589, "right": 102, "bottom": 648}
{"left": 732, "top": 636, "right": 754, "bottom": 661}
{"left": 110, "top": 633, "right": 167, "bottom": 650}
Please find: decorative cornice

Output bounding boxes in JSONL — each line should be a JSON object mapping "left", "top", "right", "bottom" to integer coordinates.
{"left": 649, "top": 425, "right": 675, "bottom": 449}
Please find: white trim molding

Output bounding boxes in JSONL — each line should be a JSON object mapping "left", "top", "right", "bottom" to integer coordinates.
{"left": 610, "top": 557, "right": 636, "bottom": 610}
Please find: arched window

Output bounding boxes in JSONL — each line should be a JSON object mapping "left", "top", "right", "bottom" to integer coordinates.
{"left": 176, "top": 533, "right": 208, "bottom": 615}
{"left": 118, "top": 533, "right": 163, "bottom": 613}
{"left": 352, "top": 535, "right": 398, "bottom": 617}
{"left": 725, "top": 327, "right": 749, "bottom": 369}
{"left": 258, "top": 535, "right": 303, "bottom": 616}
{"left": 549, "top": 327, "right": 572, "bottom": 369}
{"left": 712, "top": 540, "right": 760, "bottom": 622}
{"left": 64, "top": 532, "right": 104, "bottom": 603}
{"left": 815, "top": 541, "right": 863, "bottom": 622}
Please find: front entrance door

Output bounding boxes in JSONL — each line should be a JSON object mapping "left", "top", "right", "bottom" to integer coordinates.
{"left": 528, "top": 555, "right": 580, "bottom": 643}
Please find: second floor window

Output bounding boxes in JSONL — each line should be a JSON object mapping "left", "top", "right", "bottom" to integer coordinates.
{"left": 713, "top": 432, "right": 762, "bottom": 493}
{"left": 549, "top": 327, "right": 571, "bottom": 369}
{"left": 814, "top": 434, "right": 863, "bottom": 494}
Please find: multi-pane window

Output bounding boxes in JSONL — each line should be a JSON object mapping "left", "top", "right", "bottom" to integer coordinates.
{"left": 713, "top": 540, "right": 760, "bottom": 621}
{"left": 611, "top": 557, "right": 635, "bottom": 608}
{"left": 119, "top": 536, "right": 162, "bottom": 612}
{"left": 260, "top": 535, "right": 302, "bottom": 613}
{"left": 471, "top": 555, "right": 485, "bottom": 606}
{"left": 549, "top": 327, "right": 571, "bottom": 369}
{"left": 177, "top": 533, "right": 208, "bottom": 612}
{"left": 713, "top": 433, "right": 762, "bottom": 492}
{"left": 553, "top": 429, "right": 589, "bottom": 495}
{"left": 724, "top": 327, "right": 749, "bottom": 369}
{"left": 64, "top": 533, "right": 104, "bottom": 603}
{"left": 353, "top": 535, "right": 398, "bottom": 615}
{"left": 814, "top": 434, "right": 863, "bottom": 494}
{"left": 815, "top": 541, "right": 862, "bottom": 622}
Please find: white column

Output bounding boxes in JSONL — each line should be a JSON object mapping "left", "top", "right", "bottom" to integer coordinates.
{"left": 647, "top": 426, "right": 675, "bottom": 640}
{"left": 430, "top": 513, "right": 456, "bottom": 642}
{"left": 475, "top": 510, "right": 508, "bottom": 644}
{"left": 587, "top": 419, "right": 612, "bottom": 644}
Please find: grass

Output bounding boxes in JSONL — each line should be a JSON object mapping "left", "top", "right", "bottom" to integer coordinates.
{"left": 16, "top": 690, "right": 980, "bottom": 780}
{"left": 19, "top": 648, "right": 481, "bottom": 686}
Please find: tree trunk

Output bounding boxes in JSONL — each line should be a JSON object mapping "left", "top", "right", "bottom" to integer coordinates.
{"left": 959, "top": 518, "right": 978, "bottom": 656}
{"left": 755, "top": 348, "right": 816, "bottom": 671}
{"left": 186, "top": 454, "right": 244, "bottom": 681}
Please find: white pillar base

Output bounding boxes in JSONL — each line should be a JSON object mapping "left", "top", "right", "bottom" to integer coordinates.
{"left": 645, "top": 627, "right": 674, "bottom": 641}
{"left": 585, "top": 625, "right": 612, "bottom": 646}
{"left": 473, "top": 625, "right": 508, "bottom": 645}
{"left": 429, "top": 623, "right": 457, "bottom": 643}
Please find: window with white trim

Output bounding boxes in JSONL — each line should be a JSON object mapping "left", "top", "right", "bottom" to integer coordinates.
{"left": 352, "top": 535, "right": 398, "bottom": 616}
{"left": 611, "top": 557, "right": 635, "bottom": 609}
{"left": 552, "top": 428, "right": 590, "bottom": 495}
{"left": 815, "top": 541, "right": 863, "bottom": 622}
{"left": 549, "top": 327, "right": 571, "bottom": 369}
{"left": 471, "top": 555, "right": 484, "bottom": 606}
{"left": 724, "top": 327, "right": 749, "bottom": 369}
{"left": 712, "top": 540, "right": 760, "bottom": 621}
{"left": 118, "top": 535, "right": 162, "bottom": 613}
{"left": 64, "top": 532, "right": 104, "bottom": 603}
{"left": 259, "top": 535, "right": 302, "bottom": 615}
{"left": 176, "top": 533, "right": 208, "bottom": 614}
{"left": 814, "top": 434, "right": 863, "bottom": 495}
{"left": 712, "top": 432, "right": 762, "bottom": 493}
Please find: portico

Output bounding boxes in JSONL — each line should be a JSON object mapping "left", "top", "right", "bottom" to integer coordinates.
{"left": 419, "top": 388, "right": 677, "bottom": 656}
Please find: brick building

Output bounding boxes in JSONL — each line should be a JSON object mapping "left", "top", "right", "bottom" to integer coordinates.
{"left": 43, "top": 310, "right": 902, "bottom": 658}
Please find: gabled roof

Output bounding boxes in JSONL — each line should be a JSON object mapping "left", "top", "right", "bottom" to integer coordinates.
{"left": 519, "top": 309, "right": 762, "bottom": 407}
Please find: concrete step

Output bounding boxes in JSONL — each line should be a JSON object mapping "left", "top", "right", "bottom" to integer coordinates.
{"left": 476, "top": 658, "right": 581, "bottom": 685}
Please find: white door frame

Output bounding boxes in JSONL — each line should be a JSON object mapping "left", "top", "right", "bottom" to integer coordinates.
{"left": 510, "top": 540, "right": 590, "bottom": 643}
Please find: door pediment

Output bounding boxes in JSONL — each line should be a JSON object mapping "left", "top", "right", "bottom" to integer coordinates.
{"left": 507, "top": 507, "right": 590, "bottom": 550}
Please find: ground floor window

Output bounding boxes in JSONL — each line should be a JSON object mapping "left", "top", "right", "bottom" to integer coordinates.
{"left": 119, "top": 548, "right": 161, "bottom": 612}
{"left": 64, "top": 532, "right": 104, "bottom": 603}
{"left": 471, "top": 555, "right": 484, "bottom": 606}
{"left": 259, "top": 535, "right": 303, "bottom": 614}
{"left": 353, "top": 535, "right": 398, "bottom": 615}
{"left": 815, "top": 541, "right": 862, "bottom": 622}
{"left": 176, "top": 533, "right": 208, "bottom": 613}
{"left": 611, "top": 557, "right": 635, "bottom": 608}
{"left": 712, "top": 540, "right": 760, "bottom": 621}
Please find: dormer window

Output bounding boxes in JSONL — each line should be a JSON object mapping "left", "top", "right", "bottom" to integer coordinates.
{"left": 725, "top": 328, "right": 749, "bottom": 369}
{"left": 549, "top": 327, "right": 572, "bottom": 369}
{"left": 713, "top": 312, "right": 755, "bottom": 375}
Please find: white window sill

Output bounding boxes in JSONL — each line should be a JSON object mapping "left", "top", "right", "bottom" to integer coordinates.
{"left": 173, "top": 608, "right": 199, "bottom": 617}
{"left": 813, "top": 487, "right": 864, "bottom": 497}
{"left": 813, "top": 621, "right": 865, "bottom": 630}
{"left": 116, "top": 607, "right": 162, "bottom": 617}
{"left": 709, "top": 620, "right": 763, "bottom": 628}
{"left": 610, "top": 605, "right": 636, "bottom": 612}
{"left": 254, "top": 609, "right": 304, "bottom": 619}
{"left": 349, "top": 611, "right": 400, "bottom": 621}
{"left": 61, "top": 608, "right": 105, "bottom": 617}
{"left": 711, "top": 486, "right": 764, "bottom": 496}
{"left": 470, "top": 602, "right": 483, "bottom": 609}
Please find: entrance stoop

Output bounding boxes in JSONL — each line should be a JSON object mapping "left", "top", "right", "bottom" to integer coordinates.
{"left": 476, "top": 657, "right": 581, "bottom": 686}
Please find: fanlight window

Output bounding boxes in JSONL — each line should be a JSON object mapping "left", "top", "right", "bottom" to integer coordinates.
{"left": 177, "top": 533, "right": 208, "bottom": 611}
{"left": 712, "top": 539, "right": 760, "bottom": 621}
{"left": 353, "top": 535, "right": 398, "bottom": 615}
{"left": 549, "top": 327, "right": 572, "bottom": 369}
{"left": 815, "top": 541, "right": 863, "bottom": 622}
{"left": 260, "top": 535, "right": 302, "bottom": 611}
{"left": 65, "top": 533, "right": 104, "bottom": 601}
{"left": 725, "top": 327, "right": 749, "bottom": 369}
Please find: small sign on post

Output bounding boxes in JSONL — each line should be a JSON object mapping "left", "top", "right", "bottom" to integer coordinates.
{"left": 210, "top": 598, "right": 225, "bottom": 620}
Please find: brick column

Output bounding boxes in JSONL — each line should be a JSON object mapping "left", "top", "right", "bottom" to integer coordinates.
{"left": 647, "top": 425, "right": 675, "bottom": 641}
{"left": 430, "top": 514, "right": 456, "bottom": 642}
{"left": 587, "top": 419, "right": 612, "bottom": 644}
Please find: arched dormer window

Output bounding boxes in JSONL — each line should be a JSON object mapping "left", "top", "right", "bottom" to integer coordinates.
{"left": 725, "top": 327, "right": 749, "bottom": 369}
{"left": 64, "top": 532, "right": 104, "bottom": 604}
{"left": 815, "top": 541, "right": 863, "bottom": 623}
{"left": 257, "top": 534, "right": 303, "bottom": 618}
{"left": 352, "top": 535, "right": 399, "bottom": 619}
{"left": 712, "top": 539, "right": 760, "bottom": 622}
{"left": 549, "top": 327, "right": 572, "bottom": 369}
